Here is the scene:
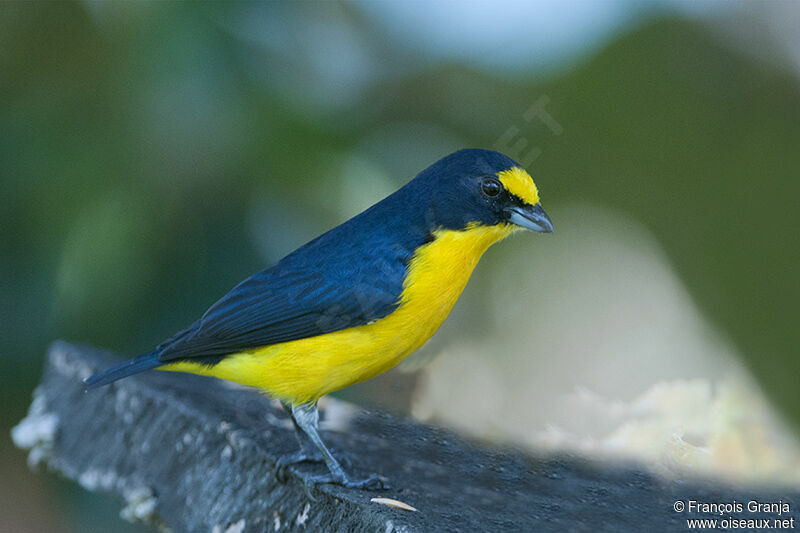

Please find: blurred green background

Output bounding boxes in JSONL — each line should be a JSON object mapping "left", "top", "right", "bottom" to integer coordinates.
{"left": 3, "top": 1, "right": 800, "bottom": 531}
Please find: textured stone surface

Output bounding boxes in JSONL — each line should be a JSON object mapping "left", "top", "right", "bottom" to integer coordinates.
{"left": 13, "top": 341, "right": 800, "bottom": 532}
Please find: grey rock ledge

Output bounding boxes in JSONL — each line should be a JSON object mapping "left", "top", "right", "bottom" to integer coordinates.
{"left": 12, "top": 341, "right": 800, "bottom": 532}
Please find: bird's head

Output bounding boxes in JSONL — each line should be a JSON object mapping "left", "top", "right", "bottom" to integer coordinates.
{"left": 411, "top": 149, "right": 553, "bottom": 235}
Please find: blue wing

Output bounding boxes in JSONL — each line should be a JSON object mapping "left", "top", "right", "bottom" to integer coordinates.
{"left": 156, "top": 225, "right": 416, "bottom": 365}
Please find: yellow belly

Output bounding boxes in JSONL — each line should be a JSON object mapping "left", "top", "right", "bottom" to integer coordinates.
{"left": 163, "top": 223, "right": 517, "bottom": 404}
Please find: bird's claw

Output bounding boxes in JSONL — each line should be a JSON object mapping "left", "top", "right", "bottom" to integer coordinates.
{"left": 304, "top": 472, "right": 389, "bottom": 491}
{"left": 275, "top": 450, "right": 324, "bottom": 482}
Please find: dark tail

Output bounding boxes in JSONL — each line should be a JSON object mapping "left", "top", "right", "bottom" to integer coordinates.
{"left": 83, "top": 350, "right": 162, "bottom": 390}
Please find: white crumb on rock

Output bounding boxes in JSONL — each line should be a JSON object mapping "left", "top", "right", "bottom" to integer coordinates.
{"left": 78, "top": 468, "right": 118, "bottom": 492}
{"left": 120, "top": 486, "right": 159, "bottom": 524}
{"left": 50, "top": 342, "right": 93, "bottom": 380}
{"left": 221, "top": 444, "right": 233, "bottom": 461}
{"left": 11, "top": 392, "right": 59, "bottom": 469}
{"left": 384, "top": 520, "right": 412, "bottom": 533}
{"left": 296, "top": 502, "right": 310, "bottom": 526}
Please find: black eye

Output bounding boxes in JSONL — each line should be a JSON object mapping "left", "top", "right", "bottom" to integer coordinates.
{"left": 481, "top": 178, "right": 502, "bottom": 197}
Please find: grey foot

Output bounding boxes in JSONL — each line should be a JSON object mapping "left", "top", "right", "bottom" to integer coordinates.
{"left": 276, "top": 450, "right": 324, "bottom": 482}
{"left": 304, "top": 471, "right": 389, "bottom": 491}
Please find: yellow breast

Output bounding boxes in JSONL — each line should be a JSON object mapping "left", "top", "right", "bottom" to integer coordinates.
{"left": 164, "top": 223, "right": 517, "bottom": 404}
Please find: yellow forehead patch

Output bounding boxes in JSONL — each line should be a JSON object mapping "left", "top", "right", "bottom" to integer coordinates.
{"left": 497, "top": 167, "right": 539, "bottom": 206}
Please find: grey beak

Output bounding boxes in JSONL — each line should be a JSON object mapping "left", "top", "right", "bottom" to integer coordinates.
{"left": 507, "top": 203, "right": 554, "bottom": 233}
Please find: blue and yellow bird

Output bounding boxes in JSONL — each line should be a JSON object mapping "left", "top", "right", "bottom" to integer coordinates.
{"left": 85, "top": 149, "right": 553, "bottom": 489}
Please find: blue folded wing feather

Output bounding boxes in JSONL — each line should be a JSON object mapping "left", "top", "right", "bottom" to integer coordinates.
{"left": 156, "top": 224, "right": 417, "bottom": 364}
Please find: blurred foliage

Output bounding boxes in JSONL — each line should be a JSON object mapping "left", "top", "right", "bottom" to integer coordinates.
{"left": 2, "top": 1, "right": 799, "bottom": 531}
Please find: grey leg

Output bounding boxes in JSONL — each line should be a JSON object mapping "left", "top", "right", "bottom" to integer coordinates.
{"left": 275, "top": 401, "right": 324, "bottom": 481}
{"left": 290, "top": 402, "right": 387, "bottom": 490}
{"left": 284, "top": 401, "right": 323, "bottom": 458}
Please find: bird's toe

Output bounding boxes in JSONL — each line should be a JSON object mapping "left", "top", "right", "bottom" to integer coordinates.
{"left": 275, "top": 450, "right": 324, "bottom": 482}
